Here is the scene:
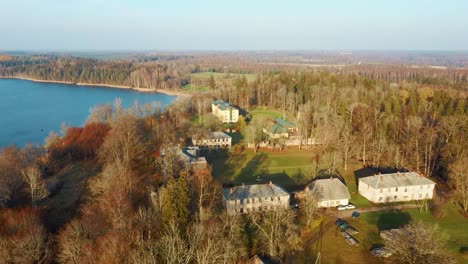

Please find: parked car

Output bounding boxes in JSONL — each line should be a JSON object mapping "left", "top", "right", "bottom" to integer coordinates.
{"left": 345, "top": 203, "right": 356, "bottom": 209}
{"left": 337, "top": 205, "right": 347, "bottom": 210}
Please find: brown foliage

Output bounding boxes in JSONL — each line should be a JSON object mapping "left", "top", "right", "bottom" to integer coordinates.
{"left": 0, "top": 208, "right": 52, "bottom": 264}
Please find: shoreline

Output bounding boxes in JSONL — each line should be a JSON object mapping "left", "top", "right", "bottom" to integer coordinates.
{"left": 0, "top": 76, "right": 191, "bottom": 97}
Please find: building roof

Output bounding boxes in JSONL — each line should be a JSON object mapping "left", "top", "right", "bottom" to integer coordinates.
{"left": 213, "top": 100, "right": 235, "bottom": 111}
{"left": 223, "top": 183, "right": 289, "bottom": 201}
{"left": 306, "top": 178, "right": 351, "bottom": 202}
{"left": 208, "top": 131, "right": 231, "bottom": 139}
{"left": 359, "top": 172, "right": 435, "bottom": 189}
{"left": 265, "top": 118, "right": 296, "bottom": 135}
{"left": 179, "top": 147, "right": 207, "bottom": 164}
{"left": 274, "top": 118, "right": 295, "bottom": 128}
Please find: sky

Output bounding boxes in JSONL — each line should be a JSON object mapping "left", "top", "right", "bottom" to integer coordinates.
{"left": 1, "top": 0, "right": 467, "bottom": 51}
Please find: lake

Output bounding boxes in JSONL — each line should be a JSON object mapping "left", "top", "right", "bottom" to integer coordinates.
{"left": 0, "top": 79, "right": 176, "bottom": 147}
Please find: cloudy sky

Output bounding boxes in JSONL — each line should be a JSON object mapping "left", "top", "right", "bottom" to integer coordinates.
{"left": 1, "top": 0, "right": 467, "bottom": 50}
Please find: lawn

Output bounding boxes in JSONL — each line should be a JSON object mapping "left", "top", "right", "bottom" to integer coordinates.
{"left": 290, "top": 204, "right": 468, "bottom": 264}
{"left": 190, "top": 71, "right": 257, "bottom": 82}
{"left": 181, "top": 84, "right": 209, "bottom": 92}
{"left": 249, "top": 106, "right": 287, "bottom": 120}
{"left": 207, "top": 148, "right": 317, "bottom": 191}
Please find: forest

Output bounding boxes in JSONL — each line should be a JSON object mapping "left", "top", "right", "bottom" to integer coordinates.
{"left": 0, "top": 52, "right": 467, "bottom": 263}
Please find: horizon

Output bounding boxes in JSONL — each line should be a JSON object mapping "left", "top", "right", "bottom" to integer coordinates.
{"left": 1, "top": 0, "right": 468, "bottom": 51}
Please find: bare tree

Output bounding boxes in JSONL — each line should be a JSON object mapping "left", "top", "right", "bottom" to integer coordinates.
{"left": 383, "top": 221, "right": 455, "bottom": 264}
{"left": 250, "top": 208, "right": 302, "bottom": 259}
{"left": 449, "top": 156, "right": 468, "bottom": 214}
{"left": 300, "top": 191, "right": 319, "bottom": 227}
{"left": 21, "top": 166, "right": 48, "bottom": 207}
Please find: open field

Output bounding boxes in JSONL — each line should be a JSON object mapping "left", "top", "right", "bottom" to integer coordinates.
{"left": 249, "top": 106, "right": 286, "bottom": 119}
{"left": 207, "top": 148, "right": 317, "bottom": 191}
{"left": 190, "top": 71, "right": 257, "bottom": 82}
{"left": 290, "top": 204, "right": 468, "bottom": 264}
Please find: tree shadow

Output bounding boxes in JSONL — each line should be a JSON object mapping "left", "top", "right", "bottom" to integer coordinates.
{"left": 376, "top": 209, "right": 412, "bottom": 231}
{"left": 205, "top": 149, "right": 244, "bottom": 184}
{"left": 226, "top": 132, "right": 243, "bottom": 145}
{"left": 353, "top": 167, "right": 377, "bottom": 188}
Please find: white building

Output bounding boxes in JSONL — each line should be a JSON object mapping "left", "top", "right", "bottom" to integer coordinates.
{"left": 192, "top": 131, "right": 232, "bottom": 148}
{"left": 304, "top": 178, "right": 351, "bottom": 207}
{"left": 358, "top": 172, "right": 436, "bottom": 203}
{"left": 223, "top": 182, "right": 290, "bottom": 215}
{"left": 212, "top": 100, "right": 239, "bottom": 123}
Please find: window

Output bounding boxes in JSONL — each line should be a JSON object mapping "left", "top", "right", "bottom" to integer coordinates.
{"left": 277, "top": 197, "right": 281, "bottom": 201}
{"left": 388, "top": 188, "right": 391, "bottom": 192}
{"left": 427, "top": 185, "right": 431, "bottom": 189}
{"left": 252, "top": 198, "right": 255, "bottom": 204}
{"left": 271, "top": 197, "right": 274, "bottom": 201}
{"left": 394, "top": 196, "right": 398, "bottom": 200}
{"left": 246, "top": 199, "right": 250, "bottom": 204}
{"left": 380, "top": 189, "right": 383, "bottom": 193}
{"left": 404, "top": 188, "right": 407, "bottom": 192}
{"left": 396, "top": 188, "right": 399, "bottom": 192}
{"left": 420, "top": 185, "right": 423, "bottom": 189}
{"left": 425, "top": 193, "right": 429, "bottom": 198}
{"left": 379, "top": 197, "right": 383, "bottom": 201}
{"left": 240, "top": 199, "right": 244, "bottom": 205}
{"left": 419, "top": 193, "right": 422, "bottom": 198}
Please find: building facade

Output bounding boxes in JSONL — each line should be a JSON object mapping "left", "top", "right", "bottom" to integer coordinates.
{"left": 303, "top": 178, "right": 351, "bottom": 207}
{"left": 192, "top": 131, "right": 232, "bottom": 148}
{"left": 358, "top": 172, "right": 436, "bottom": 203}
{"left": 212, "top": 100, "right": 239, "bottom": 123}
{"left": 223, "top": 182, "right": 290, "bottom": 215}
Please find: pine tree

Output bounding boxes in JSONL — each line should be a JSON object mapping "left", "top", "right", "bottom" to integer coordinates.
{"left": 209, "top": 75, "right": 216, "bottom": 90}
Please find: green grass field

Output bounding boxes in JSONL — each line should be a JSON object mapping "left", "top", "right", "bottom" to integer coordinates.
{"left": 190, "top": 71, "right": 257, "bottom": 82}
{"left": 291, "top": 204, "right": 468, "bottom": 264}
{"left": 249, "top": 106, "right": 288, "bottom": 120}
{"left": 181, "top": 84, "right": 209, "bottom": 92}
{"left": 207, "top": 148, "right": 317, "bottom": 191}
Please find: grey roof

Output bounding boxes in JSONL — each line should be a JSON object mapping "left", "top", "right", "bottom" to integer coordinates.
{"left": 307, "top": 178, "right": 351, "bottom": 201}
{"left": 179, "top": 147, "right": 207, "bottom": 164}
{"left": 359, "top": 172, "right": 435, "bottom": 189}
{"left": 223, "top": 183, "right": 290, "bottom": 201}
{"left": 209, "top": 131, "right": 231, "bottom": 139}
{"left": 213, "top": 100, "right": 235, "bottom": 111}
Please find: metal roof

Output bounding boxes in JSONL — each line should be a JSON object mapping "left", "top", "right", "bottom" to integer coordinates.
{"left": 223, "top": 183, "right": 290, "bottom": 201}
{"left": 213, "top": 100, "right": 235, "bottom": 111}
{"left": 306, "top": 178, "right": 351, "bottom": 201}
{"left": 274, "top": 118, "right": 295, "bottom": 128}
{"left": 359, "top": 172, "right": 435, "bottom": 189}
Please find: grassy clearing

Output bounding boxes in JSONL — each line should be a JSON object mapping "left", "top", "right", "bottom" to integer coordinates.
{"left": 190, "top": 72, "right": 257, "bottom": 82}
{"left": 207, "top": 148, "right": 317, "bottom": 191}
{"left": 291, "top": 204, "right": 468, "bottom": 264}
{"left": 249, "top": 106, "right": 286, "bottom": 120}
{"left": 181, "top": 84, "right": 209, "bottom": 92}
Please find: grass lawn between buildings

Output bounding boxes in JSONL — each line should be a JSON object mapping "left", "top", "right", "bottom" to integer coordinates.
{"left": 207, "top": 148, "right": 317, "bottom": 191}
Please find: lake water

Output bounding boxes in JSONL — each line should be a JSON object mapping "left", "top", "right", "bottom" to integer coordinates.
{"left": 0, "top": 79, "right": 176, "bottom": 147}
